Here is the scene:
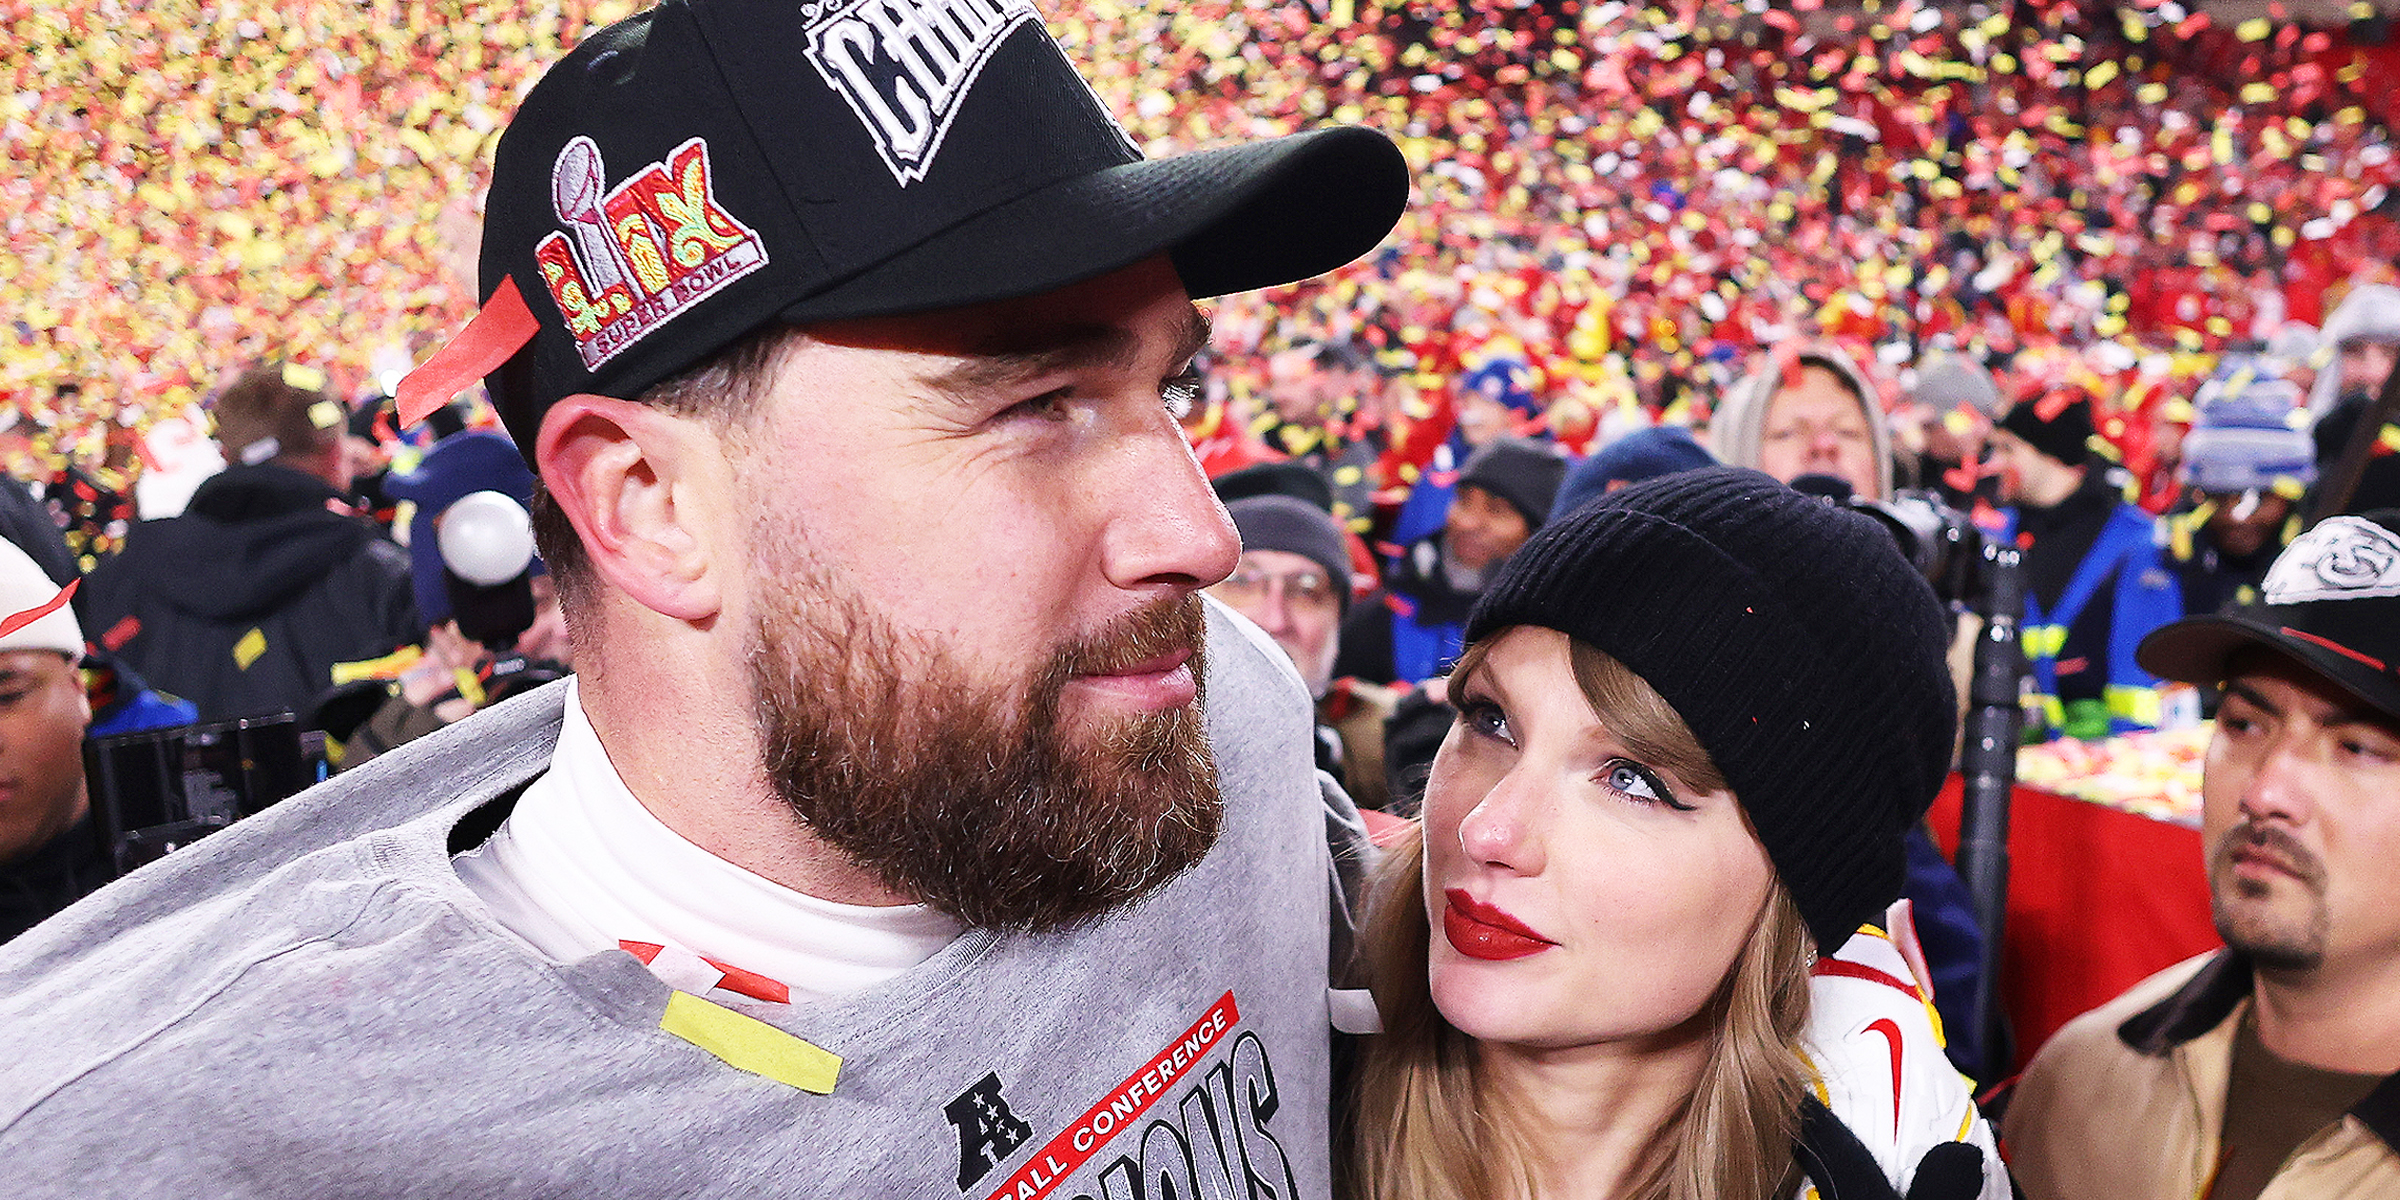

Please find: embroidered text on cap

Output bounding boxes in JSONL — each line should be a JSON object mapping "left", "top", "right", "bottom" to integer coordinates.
{"left": 804, "top": 0, "right": 1042, "bottom": 186}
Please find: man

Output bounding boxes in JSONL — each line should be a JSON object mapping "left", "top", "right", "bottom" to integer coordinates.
{"left": 0, "top": 539, "right": 105, "bottom": 943}
{"left": 2165, "top": 364, "right": 2316, "bottom": 618}
{"left": 1905, "top": 348, "right": 2002, "bottom": 510}
{"left": 1213, "top": 494, "right": 1395, "bottom": 809}
{"left": 2308, "top": 283, "right": 2400, "bottom": 515}
{"left": 78, "top": 361, "right": 419, "bottom": 721}
{"left": 1986, "top": 385, "right": 2181, "bottom": 740}
{"left": 335, "top": 430, "right": 573, "bottom": 768}
{"left": 1711, "top": 340, "right": 1894, "bottom": 502}
{"left": 0, "top": 1, "right": 1406, "bottom": 1194}
{"left": 1337, "top": 436, "right": 1564, "bottom": 686}
{"left": 2005, "top": 510, "right": 2400, "bottom": 1200}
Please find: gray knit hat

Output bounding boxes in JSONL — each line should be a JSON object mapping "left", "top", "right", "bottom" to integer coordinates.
{"left": 1226, "top": 495, "right": 1353, "bottom": 616}
{"left": 1466, "top": 467, "right": 1956, "bottom": 952}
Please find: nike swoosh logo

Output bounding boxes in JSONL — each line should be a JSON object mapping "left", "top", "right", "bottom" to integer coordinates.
{"left": 1866, "top": 1017, "right": 1904, "bottom": 1140}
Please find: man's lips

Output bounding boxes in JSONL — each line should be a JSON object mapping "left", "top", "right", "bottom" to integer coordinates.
{"left": 1066, "top": 648, "right": 1196, "bottom": 711}
{"left": 1442, "top": 888, "right": 1556, "bottom": 961}
{"left": 1084, "top": 649, "right": 1191, "bottom": 678}
{"left": 2229, "top": 841, "right": 2308, "bottom": 882}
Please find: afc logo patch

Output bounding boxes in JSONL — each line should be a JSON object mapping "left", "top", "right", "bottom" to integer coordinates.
{"left": 946, "top": 1071, "right": 1034, "bottom": 1190}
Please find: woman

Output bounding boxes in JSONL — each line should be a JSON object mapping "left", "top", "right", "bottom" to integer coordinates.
{"left": 1348, "top": 467, "right": 2006, "bottom": 1200}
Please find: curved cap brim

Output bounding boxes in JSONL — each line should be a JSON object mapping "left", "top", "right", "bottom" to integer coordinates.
{"left": 778, "top": 125, "right": 1408, "bottom": 324}
{"left": 2139, "top": 612, "right": 2400, "bottom": 722}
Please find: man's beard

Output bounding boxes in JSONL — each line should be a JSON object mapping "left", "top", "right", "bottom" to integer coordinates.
{"left": 2208, "top": 821, "right": 2329, "bottom": 973}
{"left": 745, "top": 558, "right": 1223, "bottom": 934}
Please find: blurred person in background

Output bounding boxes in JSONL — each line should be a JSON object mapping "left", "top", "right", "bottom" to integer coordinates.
{"left": 2164, "top": 362, "right": 2317, "bottom": 618}
{"left": 77, "top": 362, "right": 419, "bottom": 723}
{"left": 1987, "top": 384, "right": 2181, "bottom": 740}
{"left": 1547, "top": 425, "right": 1717, "bottom": 521}
{"left": 2308, "top": 284, "right": 2400, "bottom": 516}
{"left": 1339, "top": 436, "right": 1565, "bottom": 688}
{"left": 1710, "top": 341, "right": 1894, "bottom": 503}
{"left": 329, "top": 430, "right": 570, "bottom": 768}
{"left": 1381, "top": 356, "right": 1545, "bottom": 554}
{"left": 1904, "top": 348, "right": 2004, "bottom": 510}
{"left": 1215, "top": 494, "right": 1395, "bottom": 810}
{"left": 0, "top": 540, "right": 103, "bottom": 943}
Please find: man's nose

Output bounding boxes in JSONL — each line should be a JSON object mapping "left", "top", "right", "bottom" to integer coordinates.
{"left": 1105, "top": 435, "right": 1240, "bottom": 593}
{"left": 1255, "top": 581, "right": 1299, "bottom": 634}
{"left": 2239, "top": 732, "right": 2318, "bottom": 828}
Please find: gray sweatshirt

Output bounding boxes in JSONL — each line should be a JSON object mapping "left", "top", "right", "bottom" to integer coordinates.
{"left": 0, "top": 606, "right": 1367, "bottom": 1199}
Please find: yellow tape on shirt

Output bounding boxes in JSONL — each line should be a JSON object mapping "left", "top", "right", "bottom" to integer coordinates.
{"left": 659, "top": 990, "right": 841, "bottom": 1095}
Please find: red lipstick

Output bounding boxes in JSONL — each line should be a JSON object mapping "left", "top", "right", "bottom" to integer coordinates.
{"left": 1442, "top": 888, "right": 1556, "bottom": 961}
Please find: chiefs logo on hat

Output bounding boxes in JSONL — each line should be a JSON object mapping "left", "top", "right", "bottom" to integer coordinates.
{"left": 534, "top": 136, "right": 769, "bottom": 371}
{"left": 2263, "top": 515, "right": 2400, "bottom": 605}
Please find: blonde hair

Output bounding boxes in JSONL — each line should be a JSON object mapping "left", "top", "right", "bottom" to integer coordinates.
{"left": 1345, "top": 640, "right": 1816, "bottom": 1200}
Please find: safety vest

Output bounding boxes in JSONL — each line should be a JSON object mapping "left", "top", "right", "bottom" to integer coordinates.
{"left": 1996, "top": 504, "right": 2179, "bottom": 741}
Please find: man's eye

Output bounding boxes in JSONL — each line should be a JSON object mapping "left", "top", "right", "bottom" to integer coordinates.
{"left": 1005, "top": 389, "right": 1075, "bottom": 423}
{"left": 2341, "top": 735, "right": 2400, "bottom": 764}
{"left": 1162, "top": 367, "right": 1203, "bottom": 420}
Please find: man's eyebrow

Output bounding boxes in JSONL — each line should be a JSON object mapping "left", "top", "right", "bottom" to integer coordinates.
{"left": 923, "top": 305, "right": 1213, "bottom": 403}
{"left": 2223, "top": 680, "right": 2280, "bottom": 716}
{"left": 2225, "top": 677, "right": 2397, "bottom": 735}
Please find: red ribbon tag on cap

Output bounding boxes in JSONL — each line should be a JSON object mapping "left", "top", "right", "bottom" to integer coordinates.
{"left": 0, "top": 578, "right": 78, "bottom": 641}
{"left": 396, "top": 277, "right": 541, "bottom": 428}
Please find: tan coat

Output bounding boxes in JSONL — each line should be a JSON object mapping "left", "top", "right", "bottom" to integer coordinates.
{"left": 2004, "top": 952, "right": 2400, "bottom": 1200}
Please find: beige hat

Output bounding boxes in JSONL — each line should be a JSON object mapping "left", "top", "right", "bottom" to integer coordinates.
{"left": 0, "top": 539, "right": 82, "bottom": 661}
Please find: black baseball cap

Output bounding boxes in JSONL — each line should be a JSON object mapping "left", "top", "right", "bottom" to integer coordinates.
{"left": 2138, "top": 511, "right": 2400, "bottom": 722}
{"left": 397, "top": 0, "right": 1409, "bottom": 452}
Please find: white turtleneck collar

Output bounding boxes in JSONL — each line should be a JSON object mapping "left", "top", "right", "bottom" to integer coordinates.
{"left": 453, "top": 678, "right": 963, "bottom": 1004}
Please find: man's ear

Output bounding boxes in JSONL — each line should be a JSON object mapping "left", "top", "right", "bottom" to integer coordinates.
{"left": 535, "top": 394, "right": 727, "bottom": 623}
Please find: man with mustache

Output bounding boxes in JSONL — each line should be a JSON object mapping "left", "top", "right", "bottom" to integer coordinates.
{"left": 0, "top": 1, "right": 1407, "bottom": 1194}
{"left": 2004, "top": 510, "right": 2400, "bottom": 1200}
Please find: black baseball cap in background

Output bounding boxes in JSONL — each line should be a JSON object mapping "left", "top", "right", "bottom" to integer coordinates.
{"left": 398, "top": 0, "right": 1410, "bottom": 452}
{"left": 2138, "top": 511, "right": 2400, "bottom": 723}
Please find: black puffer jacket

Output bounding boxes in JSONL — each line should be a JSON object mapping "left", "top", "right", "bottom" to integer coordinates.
{"left": 79, "top": 464, "right": 419, "bottom": 722}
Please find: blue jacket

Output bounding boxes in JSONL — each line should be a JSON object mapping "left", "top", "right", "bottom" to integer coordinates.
{"left": 1992, "top": 497, "right": 2181, "bottom": 740}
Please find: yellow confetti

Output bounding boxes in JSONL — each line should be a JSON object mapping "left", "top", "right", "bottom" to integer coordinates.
{"left": 233, "top": 628, "right": 268, "bottom": 672}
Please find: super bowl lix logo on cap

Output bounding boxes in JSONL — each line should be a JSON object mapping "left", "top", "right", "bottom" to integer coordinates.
{"left": 804, "top": 0, "right": 1042, "bottom": 186}
{"left": 535, "top": 136, "right": 768, "bottom": 371}
{"left": 2262, "top": 515, "right": 2400, "bottom": 604}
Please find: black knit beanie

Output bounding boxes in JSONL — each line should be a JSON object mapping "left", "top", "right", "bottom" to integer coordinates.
{"left": 1464, "top": 467, "right": 1956, "bottom": 952}
{"left": 1995, "top": 388, "right": 2097, "bottom": 468}
{"left": 1227, "top": 495, "right": 1355, "bottom": 616}
{"left": 1456, "top": 437, "right": 1569, "bottom": 530}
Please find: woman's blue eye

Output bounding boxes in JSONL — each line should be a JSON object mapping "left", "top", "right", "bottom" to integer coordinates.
{"left": 1601, "top": 758, "right": 1691, "bottom": 811}
{"left": 1460, "top": 699, "right": 1510, "bottom": 743}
